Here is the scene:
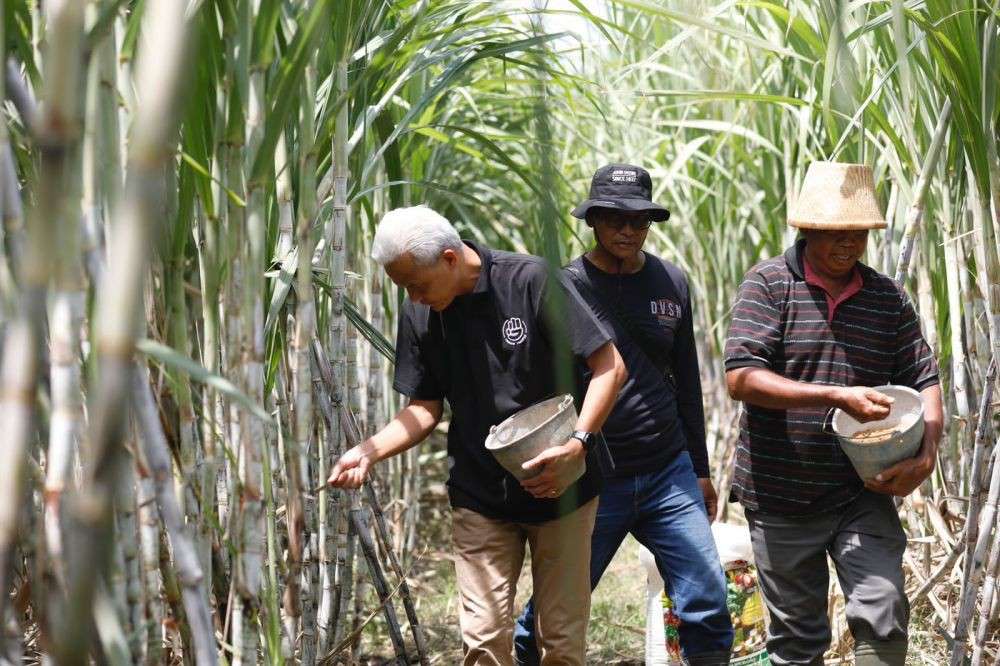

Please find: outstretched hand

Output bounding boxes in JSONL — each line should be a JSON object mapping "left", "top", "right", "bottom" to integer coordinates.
{"left": 327, "top": 445, "right": 374, "bottom": 490}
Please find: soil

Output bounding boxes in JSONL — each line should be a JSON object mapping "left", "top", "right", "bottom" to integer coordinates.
{"left": 848, "top": 425, "right": 901, "bottom": 445}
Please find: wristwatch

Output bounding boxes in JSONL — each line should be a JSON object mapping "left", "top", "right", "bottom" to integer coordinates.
{"left": 571, "top": 430, "right": 595, "bottom": 451}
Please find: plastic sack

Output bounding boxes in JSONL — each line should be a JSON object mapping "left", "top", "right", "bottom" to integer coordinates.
{"left": 642, "top": 522, "right": 771, "bottom": 665}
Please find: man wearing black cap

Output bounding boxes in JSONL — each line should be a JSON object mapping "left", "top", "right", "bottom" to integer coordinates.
{"left": 514, "top": 165, "right": 734, "bottom": 665}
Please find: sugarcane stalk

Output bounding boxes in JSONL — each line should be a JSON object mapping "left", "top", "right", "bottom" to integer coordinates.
{"left": 113, "top": 449, "right": 143, "bottom": 657}
{"left": 4, "top": 60, "right": 37, "bottom": 133}
{"left": 349, "top": 508, "right": 409, "bottom": 664}
{"left": 366, "top": 268, "right": 384, "bottom": 438}
{"left": 132, "top": 364, "right": 216, "bottom": 664}
{"left": 969, "top": 160, "right": 1000, "bottom": 365}
{"left": 312, "top": 340, "right": 356, "bottom": 650}
{"left": 313, "top": 333, "right": 426, "bottom": 663}
{"left": 943, "top": 184, "right": 972, "bottom": 497}
{"left": 55, "top": 0, "right": 189, "bottom": 661}
{"left": 225, "top": 4, "right": 263, "bottom": 661}
{"left": 44, "top": 290, "right": 84, "bottom": 586}
{"left": 219, "top": 5, "right": 246, "bottom": 653}
{"left": 909, "top": 540, "right": 963, "bottom": 609}
{"left": 46, "top": 0, "right": 102, "bottom": 591}
{"left": 312, "top": 348, "right": 342, "bottom": 657}
{"left": 194, "top": 204, "right": 222, "bottom": 594}
{"left": 325, "top": 53, "right": 358, "bottom": 652}
{"left": 0, "top": 0, "right": 85, "bottom": 647}
{"left": 363, "top": 481, "right": 430, "bottom": 665}
{"left": 259, "top": 404, "right": 284, "bottom": 653}
{"left": 893, "top": 98, "right": 951, "bottom": 283}
{"left": 971, "top": 507, "right": 1000, "bottom": 666}
{"left": 0, "top": 140, "right": 21, "bottom": 298}
{"left": 92, "top": 579, "right": 132, "bottom": 665}
{"left": 298, "top": 60, "right": 322, "bottom": 665}
{"left": 950, "top": 359, "right": 997, "bottom": 665}
{"left": 275, "top": 132, "right": 295, "bottom": 261}
{"left": 0, "top": 61, "right": 25, "bottom": 292}
{"left": 137, "top": 463, "right": 164, "bottom": 665}
{"left": 157, "top": 525, "right": 192, "bottom": 660}
{"left": 983, "top": 12, "right": 1000, "bottom": 309}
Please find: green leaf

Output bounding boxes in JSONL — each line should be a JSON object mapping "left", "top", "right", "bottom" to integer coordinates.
{"left": 137, "top": 339, "right": 273, "bottom": 425}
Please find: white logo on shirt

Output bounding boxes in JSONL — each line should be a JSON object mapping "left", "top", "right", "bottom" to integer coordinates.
{"left": 502, "top": 317, "right": 527, "bottom": 345}
{"left": 651, "top": 298, "right": 682, "bottom": 319}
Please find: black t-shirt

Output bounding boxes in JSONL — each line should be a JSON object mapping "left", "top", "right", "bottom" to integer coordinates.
{"left": 564, "top": 254, "right": 709, "bottom": 478}
{"left": 392, "top": 241, "right": 612, "bottom": 523}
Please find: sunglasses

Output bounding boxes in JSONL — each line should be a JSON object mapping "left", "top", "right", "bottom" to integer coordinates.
{"left": 593, "top": 214, "right": 653, "bottom": 231}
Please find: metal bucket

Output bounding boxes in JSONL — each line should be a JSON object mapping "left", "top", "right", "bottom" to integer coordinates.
{"left": 831, "top": 385, "right": 924, "bottom": 481}
{"left": 484, "top": 394, "right": 584, "bottom": 482}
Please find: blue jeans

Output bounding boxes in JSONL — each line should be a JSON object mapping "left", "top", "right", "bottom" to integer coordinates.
{"left": 514, "top": 452, "right": 734, "bottom": 664}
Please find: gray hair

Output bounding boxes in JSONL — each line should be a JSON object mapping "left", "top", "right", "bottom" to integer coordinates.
{"left": 371, "top": 205, "right": 463, "bottom": 266}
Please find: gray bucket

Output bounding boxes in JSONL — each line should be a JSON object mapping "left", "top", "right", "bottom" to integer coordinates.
{"left": 831, "top": 385, "right": 924, "bottom": 481}
{"left": 484, "top": 394, "right": 584, "bottom": 482}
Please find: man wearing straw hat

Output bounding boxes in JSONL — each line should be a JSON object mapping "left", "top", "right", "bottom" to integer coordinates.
{"left": 328, "top": 205, "right": 627, "bottom": 665}
{"left": 724, "top": 162, "right": 943, "bottom": 666}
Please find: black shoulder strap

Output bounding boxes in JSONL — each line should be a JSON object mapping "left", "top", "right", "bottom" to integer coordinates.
{"left": 564, "top": 262, "right": 676, "bottom": 387}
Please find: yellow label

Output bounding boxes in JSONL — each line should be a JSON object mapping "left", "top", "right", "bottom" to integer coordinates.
{"left": 741, "top": 591, "right": 764, "bottom": 626}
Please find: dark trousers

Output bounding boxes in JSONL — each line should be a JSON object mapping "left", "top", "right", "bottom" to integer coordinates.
{"left": 745, "top": 490, "right": 909, "bottom": 666}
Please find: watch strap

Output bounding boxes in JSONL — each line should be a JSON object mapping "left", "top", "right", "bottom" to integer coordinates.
{"left": 571, "top": 430, "right": 594, "bottom": 450}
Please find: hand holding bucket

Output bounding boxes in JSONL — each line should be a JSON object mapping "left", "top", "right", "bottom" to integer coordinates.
{"left": 830, "top": 385, "right": 925, "bottom": 482}
{"left": 484, "top": 395, "right": 586, "bottom": 498}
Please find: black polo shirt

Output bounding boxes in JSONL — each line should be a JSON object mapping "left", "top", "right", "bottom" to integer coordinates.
{"left": 392, "top": 241, "right": 612, "bottom": 523}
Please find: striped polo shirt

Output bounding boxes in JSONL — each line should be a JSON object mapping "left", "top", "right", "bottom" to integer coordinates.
{"left": 724, "top": 239, "right": 939, "bottom": 515}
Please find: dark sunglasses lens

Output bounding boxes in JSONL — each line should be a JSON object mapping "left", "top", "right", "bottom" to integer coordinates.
{"left": 601, "top": 216, "right": 650, "bottom": 230}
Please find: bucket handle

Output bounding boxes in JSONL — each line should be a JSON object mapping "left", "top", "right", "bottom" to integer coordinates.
{"left": 489, "top": 394, "right": 574, "bottom": 442}
{"left": 822, "top": 408, "right": 837, "bottom": 435}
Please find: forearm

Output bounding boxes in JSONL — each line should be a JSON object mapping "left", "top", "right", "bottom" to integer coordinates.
{"left": 727, "top": 366, "right": 842, "bottom": 410}
{"left": 680, "top": 420, "right": 711, "bottom": 478}
{"left": 920, "top": 384, "right": 943, "bottom": 457}
{"left": 676, "top": 375, "right": 709, "bottom": 476}
{"left": 576, "top": 341, "right": 626, "bottom": 433}
{"left": 675, "top": 302, "right": 708, "bottom": 474}
{"left": 360, "top": 399, "right": 442, "bottom": 463}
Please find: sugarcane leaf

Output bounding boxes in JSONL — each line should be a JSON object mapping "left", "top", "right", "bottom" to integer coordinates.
{"left": 136, "top": 339, "right": 273, "bottom": 425}
{"left": 345, "top": 297, "right": 396, "bottom": 364}
{"left": 180, "top": 151, "right": 246, "bottom": 207}
{"left": 264, "top": 247, "right": 298, "bottom": 336}
{"left": 249, "top": 0, "right": 334, "bottom": 186}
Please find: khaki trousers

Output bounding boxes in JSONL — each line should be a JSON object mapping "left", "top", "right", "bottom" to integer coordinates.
{"left": 451, "top": 498, "right": 598, "bottom": 666}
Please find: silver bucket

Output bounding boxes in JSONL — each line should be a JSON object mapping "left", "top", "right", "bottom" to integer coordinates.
{"left": 485, "top": 394, "right": 585, "bottom": 482}
{"left": 831, "top": 385, "right": 924, "bottom": 481}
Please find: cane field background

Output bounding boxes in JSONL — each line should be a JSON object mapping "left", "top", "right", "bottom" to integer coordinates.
{"left": 0, "top": 0, "right": 998, "bottom": 664}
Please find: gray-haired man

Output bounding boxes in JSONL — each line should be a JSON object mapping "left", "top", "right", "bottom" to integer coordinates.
{"left": 328, "top": 205, "right": 626, "bottom": 665}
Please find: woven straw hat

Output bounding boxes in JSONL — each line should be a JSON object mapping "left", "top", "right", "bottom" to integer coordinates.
{"left": 787, "top": 161, "right": 887, "bottom": 230}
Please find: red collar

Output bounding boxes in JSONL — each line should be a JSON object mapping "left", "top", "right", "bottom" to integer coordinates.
{"left": 803, "top": 257, "right": 863, "bottom": 323}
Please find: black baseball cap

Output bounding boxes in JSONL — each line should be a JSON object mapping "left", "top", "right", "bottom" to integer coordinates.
{"left": 571, "top": 163, "right": 670, "bottom": 222}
